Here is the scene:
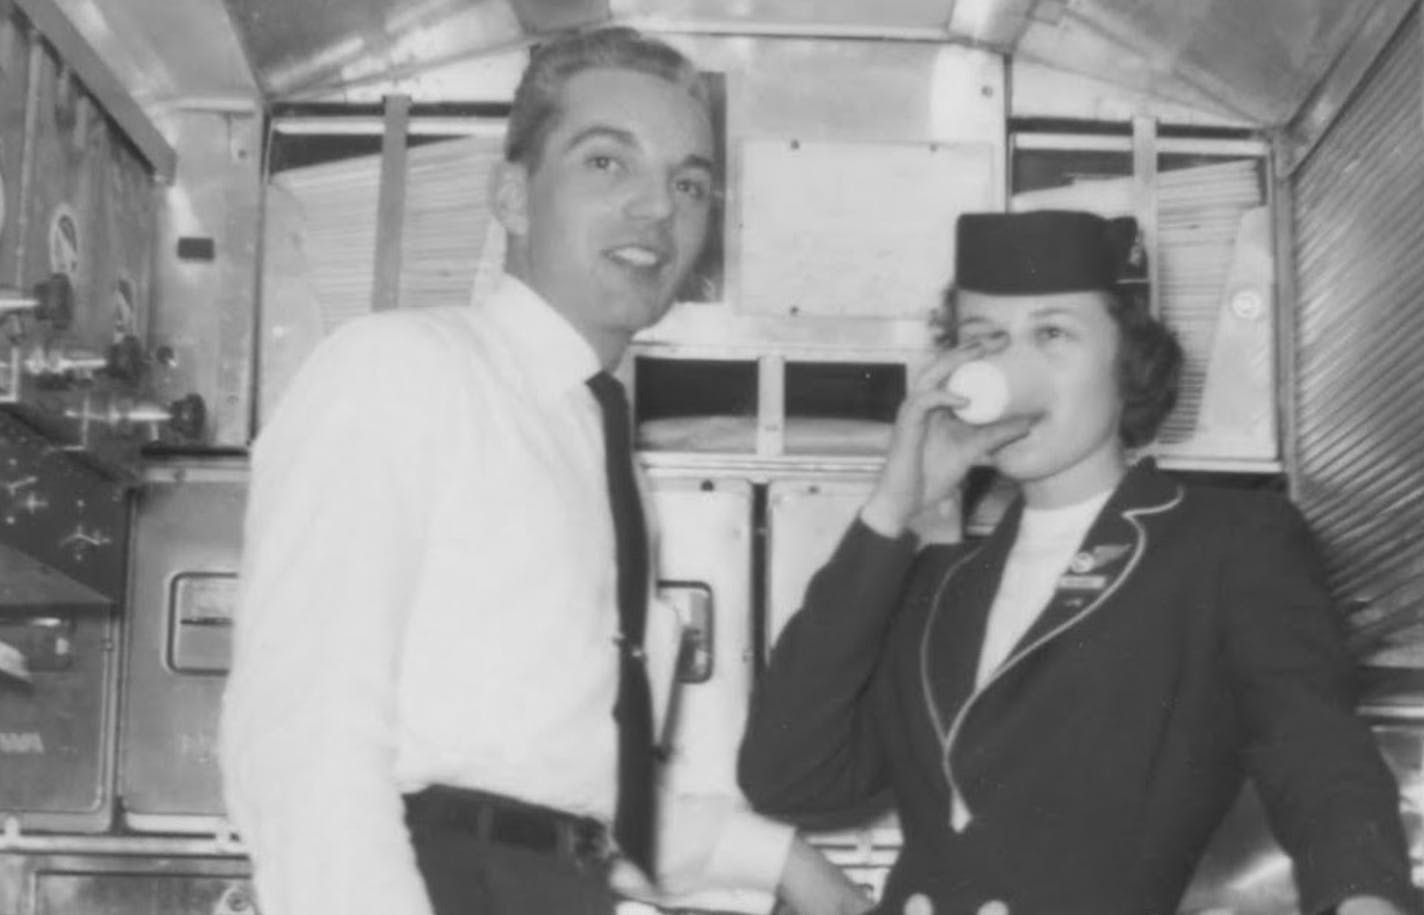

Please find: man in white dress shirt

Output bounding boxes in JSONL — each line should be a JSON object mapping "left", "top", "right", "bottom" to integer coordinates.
{"left": 221, "top": 26, "right": 870, "bottom": 915}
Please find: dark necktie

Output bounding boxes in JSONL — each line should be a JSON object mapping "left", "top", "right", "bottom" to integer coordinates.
{"left": 586, "top": 371, "right": 657, "bottom": 874}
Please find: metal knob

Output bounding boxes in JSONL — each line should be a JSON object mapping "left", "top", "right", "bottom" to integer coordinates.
{"left": 31, "top": 274, "right": 74, "bottom": 329}
{"left": 167, "top": 393, "right": 207, "bottom": 441}
{"left": 0, "top": 274, "right": 73, "bottom": 329}
{"left": 105, "top": 335, "right": 146, "bottom": 384}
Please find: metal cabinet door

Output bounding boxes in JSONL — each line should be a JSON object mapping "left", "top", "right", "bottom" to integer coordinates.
{"left": 763, "top": 476, "right": 902, "bottom": 901}
{"left": 0, "top": 412, "right": 126, "bottom": 833}
{"left": 0, "top": 610, "right": 119, "bottom": 832}
{"left": 764, "top": 477, "right": 875, "bottom": 654}
{"left": 120, "top": 461, "right": 246, "bottom": 831}
{"left": 647, "top": 474, "right": 754, "bottom": 797}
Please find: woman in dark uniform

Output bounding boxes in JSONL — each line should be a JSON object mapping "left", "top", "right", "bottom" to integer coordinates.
{"left": 738, "top": 210, "right": 1418, "bottom": 915}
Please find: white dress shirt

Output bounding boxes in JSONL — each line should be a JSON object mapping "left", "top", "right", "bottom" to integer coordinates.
{"left": 221, "top": 276, "right": 791, "bottom": 915}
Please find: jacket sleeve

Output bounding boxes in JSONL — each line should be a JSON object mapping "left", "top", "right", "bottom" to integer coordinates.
{"left": 738, "top": 517, "right": 922, "bottom": 824}
{"left": 1222, "top": 496, "right": 1421, "bottom": 915}
{"left": 220, "top": 318, "right": 454, "bottom": 915}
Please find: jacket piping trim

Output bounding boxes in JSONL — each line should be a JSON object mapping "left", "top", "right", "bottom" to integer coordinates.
{"left": 926, "top": 483, "right": 1184, "bottom": 831}
{"left": 919, "top": 545, "right": 984, "bottom": 826}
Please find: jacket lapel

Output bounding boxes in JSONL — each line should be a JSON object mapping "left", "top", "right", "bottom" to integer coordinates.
{"left": 1002, "top": 460, "right": 1183, "bottom": 664}
{"left": 920, "top": 505, "right": 1023, "bottom": 738}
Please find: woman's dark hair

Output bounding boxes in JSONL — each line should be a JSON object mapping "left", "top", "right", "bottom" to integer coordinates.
{"left": 935, "top": 284, "right": 1183, "bottom": 449}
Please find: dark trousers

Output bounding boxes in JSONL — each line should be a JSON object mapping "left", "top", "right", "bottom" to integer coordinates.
{"left": 405, "top": 792, "right": 617, "bottom": 915}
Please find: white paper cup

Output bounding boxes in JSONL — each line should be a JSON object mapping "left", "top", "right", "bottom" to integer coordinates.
{"left": 945, "top": 360, "right": 1012, "bottom": 425}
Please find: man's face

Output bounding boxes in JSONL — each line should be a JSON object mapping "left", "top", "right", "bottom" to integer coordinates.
{"left": 955, "top": 289, "right": 1124, "bottom": 488}
{"left": 506, "top": 67, "right": 715, "bottom": 352}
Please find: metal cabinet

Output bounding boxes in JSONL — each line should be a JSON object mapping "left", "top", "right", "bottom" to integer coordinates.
{"left": 119, "top": 461, "right": 246, "bottom": 831}
{"left": 647, "top": 473, "right": 756, "bottom": 798}
{"left": 0, "top": 610, "right": 119, "bottom": 833}
{"left": 764, "top": 477, "right": 876, "bottom": 653}
{"left": 0, "top": 411, "right": 126, "bottom": 834}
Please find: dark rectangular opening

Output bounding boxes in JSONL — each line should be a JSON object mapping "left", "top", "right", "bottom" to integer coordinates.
{"left": 781, "top": 361, "right": 903, "bottom": 456}
{"left": 634, "top": 357, "right": 758, "bottom": 452}
{"left": 785, "top": 362, "right": 904, "bottom": 423}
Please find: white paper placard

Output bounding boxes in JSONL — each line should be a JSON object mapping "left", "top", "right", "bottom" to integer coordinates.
{"left": 737, "top": 138, "right": 997, "bottom": 319}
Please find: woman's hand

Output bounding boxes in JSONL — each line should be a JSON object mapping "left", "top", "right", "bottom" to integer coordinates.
{"left": 775, "top": 836, "right": 874, "bottom": 915}
{"left": 862, "top": 343, "right": 1030, "bottom": 538}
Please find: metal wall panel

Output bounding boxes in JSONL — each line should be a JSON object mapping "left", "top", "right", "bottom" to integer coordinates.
{"left": 1292, "top": 9, "right": 1424, "bottom": 663}
{"left": 0, "top": 11, "right": 174, "bottom": 473}
{"left": 0, "top": 14, "right": 33, "bottom": 290}
{"left": 636, "top": 38, "right": 1003, "bottom": 356}
{"left": 147, "top": 110, "right": 262, "bottom": 450}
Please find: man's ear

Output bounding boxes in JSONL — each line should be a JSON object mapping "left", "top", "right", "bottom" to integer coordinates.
{"left": 490, "top": 161, "right": 530, "bottom": 238}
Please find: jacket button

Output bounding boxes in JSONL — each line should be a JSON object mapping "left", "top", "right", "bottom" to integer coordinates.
{"left": 903, "top": 894, "right": 934, "bottom": 915}
{"left": 977, "top": 901, "right": 1009, "bottom": 915}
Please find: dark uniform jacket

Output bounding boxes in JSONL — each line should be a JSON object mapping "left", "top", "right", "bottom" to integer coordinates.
{"left": 739, "top": 461, "right": 1418, "bottom": 915}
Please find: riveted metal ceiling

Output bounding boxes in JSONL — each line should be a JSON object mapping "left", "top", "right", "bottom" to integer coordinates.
{"left": 42, "top": 0, "right": 1418, "bottom": 129}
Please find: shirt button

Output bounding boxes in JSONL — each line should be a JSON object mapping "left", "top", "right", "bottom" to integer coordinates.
{"left": 977, "top": 901, "right": 1009, "bottom": 915}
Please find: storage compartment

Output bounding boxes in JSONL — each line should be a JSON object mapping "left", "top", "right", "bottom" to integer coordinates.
{"left": 634, "top": 355, "right": 906, "bottom": 458}
{"left": 635, "top": 357, "right": 759, "bottom": 453}
{"left": 119, "top": 460, "right": 247, "bottom": 831}
{"left": 646, "top": 474, "right": 764, "bottom": 912}
{"left": 782, "top": 361, "right": 900, "bottom": 456}
{"left": 0, "top": 609, "right": 118, "bottom": 832}
{"left": 647, "top": 475, "right": 755, "bottom": 796}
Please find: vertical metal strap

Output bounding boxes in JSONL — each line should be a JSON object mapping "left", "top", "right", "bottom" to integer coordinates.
{"left": 15, "top": 31, "right": 42, "bottom": 288}
{"left": 757, "top": 354, "right": 785, "bottom": 457}
{"left": 1131, "top": 115, "right": 1160, "bottom": 317}
{"left": 371, "top": 94, "right": 410, "bottom": 312}
{"left": 1268, "top": 140, "right": 1301, "bottom": 494}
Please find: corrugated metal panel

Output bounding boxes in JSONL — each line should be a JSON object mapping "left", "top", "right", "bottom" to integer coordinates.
{"left": 1293, "top": 9, "right": 1424, "bottom": 662}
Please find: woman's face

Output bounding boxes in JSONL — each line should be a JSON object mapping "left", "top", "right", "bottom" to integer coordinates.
{"left": 954, "top": 289, "right": 1127, "bottom": 504}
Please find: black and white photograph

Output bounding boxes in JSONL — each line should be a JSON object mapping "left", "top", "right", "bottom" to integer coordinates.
{"left": 1, "top": 2, "right": 1423, "bottom": 915}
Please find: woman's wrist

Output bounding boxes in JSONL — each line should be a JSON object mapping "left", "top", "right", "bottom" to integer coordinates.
{"left": 860, "top": 492, "right": 911, "bottom": 539}
{"left": 909, "top": 496, "right": 963, "bottom": 546}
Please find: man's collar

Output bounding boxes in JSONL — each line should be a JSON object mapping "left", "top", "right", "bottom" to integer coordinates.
{"left": 479, "top": 275, "right": 603, "bottom": 399}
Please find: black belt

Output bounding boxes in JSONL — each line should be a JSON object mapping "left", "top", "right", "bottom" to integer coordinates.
{"left": 403, "top": 785, "right": 612, "bottom": 872}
